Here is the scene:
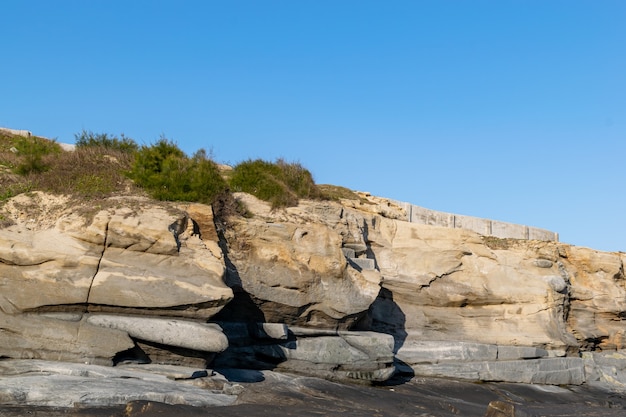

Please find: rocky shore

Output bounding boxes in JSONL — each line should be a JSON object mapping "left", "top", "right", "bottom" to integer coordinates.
{"left": 1, "top": 368, "right": 625, "bottom": 416}
{"left": 2, "top": 189, "right": 626, "bottom": 415}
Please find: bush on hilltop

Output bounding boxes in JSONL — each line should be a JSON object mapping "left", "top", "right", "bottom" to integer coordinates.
{"left": 229, "top": 158, "right": 322, "bottom": 208}
{"left": 127, "top": 138, "right": 227, "bottom": 204}
{"left": 74, "top": 130, "right": 139, "bottom": 153}
{"left": 1, "top": 128, "right": 330, "bottom": 214}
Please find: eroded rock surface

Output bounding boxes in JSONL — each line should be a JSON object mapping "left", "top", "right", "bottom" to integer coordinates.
{"left": 212, "top": 323, "right": 396, "bottom": 382}
{"left": 0, "top": 360, "right": 237, "bottom": 408}
{"left": 0, "top": 195, "right": 232, "bottom": 318}
{"left": 3, "top": 189, "right": 626, "bottom": 411}
{"left": 220, "top": 194, "right": 383, "bottom": 329}
{"left": 223, "top": 191, "right": 626, "bottom": 387}
{"left": 0, "top": 195, "right": 233, "bottom": 364}
{"left": 0, "top": 193, "right": 392, "bottom": 381}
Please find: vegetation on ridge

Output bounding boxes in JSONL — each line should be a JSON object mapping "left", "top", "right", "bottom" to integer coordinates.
{"left": 75, "top": 129, "right": 139, "bottom": 153}
{"left": 0, "top": 129, "right": 359, "bottom": 214}
{"left": 127, "top": 138, "right": 228, "bottom": 204}
{"left": 229, "top": 158, "right": 322, "bottom": 209}
{"left": 1, "top": 130, "right": 137, "bottom": 201}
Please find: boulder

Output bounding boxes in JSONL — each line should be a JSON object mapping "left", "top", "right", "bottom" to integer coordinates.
{"left": 86, "top": 314, "right": 228, "bottom": 352}
{"left": 0, "top": 194, "right": 234, "bottom": 366}
{"left": 484, "top": 401, "right": 533, "bottom": 417}
{"left": 0, "top": 312, "right": 133, "bottom": 365}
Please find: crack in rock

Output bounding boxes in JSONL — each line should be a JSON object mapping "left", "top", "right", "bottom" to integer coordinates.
{"left": 419, "top": 265, "right": 463, "bottom": 291}
{"left": 87, "top": 219, "right": 109, "bottom": 307}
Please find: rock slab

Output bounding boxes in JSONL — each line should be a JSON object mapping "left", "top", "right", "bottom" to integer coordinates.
{"left": 0, "top": 360, "right": 237, "bottom": 408}
{"left": 86, "top": 314, "right": 229, "bottom": 352}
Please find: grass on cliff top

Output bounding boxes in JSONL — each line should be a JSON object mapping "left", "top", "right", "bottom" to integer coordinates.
{"left": 229, "top": 158, "right": 324, "bottom": 209}
{"left": 0, "top": 132, "right": 62, "bottom": 175}
{"left": 1, "top": 129, "right": 355, "bottom": 213}
{"left": 0, "top": 131, "right": 138, "bottom": 202}
{"left": 316, "top": 184, "right": 366, "bottom": 203}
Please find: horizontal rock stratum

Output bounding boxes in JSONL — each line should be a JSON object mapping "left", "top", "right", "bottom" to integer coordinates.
{"left": 2, "top": 189, "right": 626, "bottom": 408}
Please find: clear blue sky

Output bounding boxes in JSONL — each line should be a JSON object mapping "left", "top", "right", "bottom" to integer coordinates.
{"left": 1, "top": 1, "right": 624, "bottom": 252}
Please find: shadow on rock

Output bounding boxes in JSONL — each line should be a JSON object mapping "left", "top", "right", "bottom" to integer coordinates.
{"left": 214, "top": 368, "right": 266, "bottom": 383}
{"left": 354, "top": 287, "right": 415, "bottom": 385}
{"left": 213, "top": 220, "right": 266, "bottom": 323}
{"left": 208, "top": 225, "right": 287, "bottom": 378}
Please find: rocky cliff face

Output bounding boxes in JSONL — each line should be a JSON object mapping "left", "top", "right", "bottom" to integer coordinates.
{"left": 2, "top": 190, "right": 626, "bottom": 407}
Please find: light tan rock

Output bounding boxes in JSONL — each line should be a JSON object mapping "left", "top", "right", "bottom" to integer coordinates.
{"left": 0, "top": 194, "right": 236, "bottom": 365}
{"left": 0, "top": 227, "right": 97, "bottom": 313}
{"left": 5, "top": 189, "right": 626, "bottom": 387}
{"left": 224, "top": 213, "right": 381, "bottom": 328}
{"left": 221, "top": 194, "right": 384, "bottom": 328}
{"left": 227, "top": 194, "right": 593, "bottom": 351}
{"left": 330, "top": 202, "right": 626, "bottom": 357}
{"left": 0, "top": 194, "right": 233, "bottom": 318}
{"left": 562, "top": 246, "right": 626, "bottom": 350}
{"left": 297, "top": 204, "right": 577, "bottom": 351}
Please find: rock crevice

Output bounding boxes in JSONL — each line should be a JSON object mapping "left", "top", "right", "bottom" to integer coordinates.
{"left": 87, "top": 219, "right": 110, "bottom": 308}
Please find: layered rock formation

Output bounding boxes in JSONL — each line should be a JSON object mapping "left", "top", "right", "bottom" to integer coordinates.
{"left": 0, "top": 194, "right": 233, "bottom": 366}
{"left": 2, "top": 189, "right": 626, "bottom": 408}
{"left": 217, "top": 192, "right": 626, "bottom": 387}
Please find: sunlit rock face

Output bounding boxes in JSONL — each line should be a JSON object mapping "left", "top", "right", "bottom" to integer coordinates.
{"left": 220, "top": 192, "right": 626, "bottom": 368}
{"left": 2, "top": 190, "right": 626, "bottom": 390}
{"left": 220, "top": 194, "right": 383, "bottom": 329}
{"left": 0, "top": 195, "right": 232, "bottom": 318}
{"left": 0, "top": 193, "right": 233, "bottom": 363}
{"left": 561, "top": 246, "right": 626, "bottom": 350}
{"left": 367, "top": 220, "right": 577, "bottom": 351}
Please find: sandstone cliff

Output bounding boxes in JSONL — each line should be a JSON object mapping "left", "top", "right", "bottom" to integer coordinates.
{"left": 1, "top": 189, "right": 626, "bottom": 407}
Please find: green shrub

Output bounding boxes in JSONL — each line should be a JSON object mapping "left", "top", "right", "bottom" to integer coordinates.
{"left": 75, "top": 130, "right": 139, "bottom": 153}
{"left": 127, "top": 138, "right": 227, "bottom": 204}
{"left": 14, "top": 136, "right": 61, "bottom": 175}
{"left": 229, "top": 158, "right": 321, "bottom": 208}
{"left": 275, "top": 158, "right": 322, "bottom": 200}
